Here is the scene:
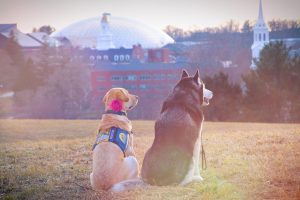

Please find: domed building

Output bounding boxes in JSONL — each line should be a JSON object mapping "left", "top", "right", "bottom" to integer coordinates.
{"left": 50, "top": 13, "right": 185, "bottom": 119}
{"left": 51, "top": 13, "right": 174, "bottom": 50}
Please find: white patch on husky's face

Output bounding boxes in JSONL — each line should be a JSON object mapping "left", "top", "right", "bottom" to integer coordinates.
{"left": 202, "top": 85, "right": 213, "bottom": 106}
{"left": 194, "top": 75, "right": 213, "bottom": 106}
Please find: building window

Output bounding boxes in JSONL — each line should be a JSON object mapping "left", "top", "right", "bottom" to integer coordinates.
{"left": 156, "top": 51, "right": 161, "bottom": 58}
{"left": 89, "top": 55, "right": 95, "bottom": 61}
{"left": 97, "top": 76, "right": 105, "bottom": 81}
{"left": 111, "top": 75, "right": 122, "bottom": 81}
{"left": 139, "top": 84, "right": 147, "bottom": 89}
{"left": 104, "top": 55, "right": 109, "bottom": 61}
{"left": 96, "top": 55, "right": 102, "bottom": 61}
{"left": 153, "top": 74, "right": 165, "bottom": 80}
{"left": 140, "top": 75, "right": 151, "bottom": 80}
{"left": 126, "top": 75, "right": 137, "bottom": 81}
{"left": 263, "top": 33, "right": 266, "bottom": 41}
{"left": 114, "top": 55, "right": 119, "bottom": 61}
{"left": 259, "top": 33, "right": 261, "bottom": 41}
{"left": 125, "top": 54, "right": 130, "bottom": 61}
{"left": 120, "top": 55, "right": 124, "bottom": 61}
{"left": 123, "top": 75, "right": 136, "bottom": 81}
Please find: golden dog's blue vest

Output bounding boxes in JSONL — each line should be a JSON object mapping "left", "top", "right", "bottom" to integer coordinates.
{"left": 92, "top": 127, "right": 129, "bottom": 156}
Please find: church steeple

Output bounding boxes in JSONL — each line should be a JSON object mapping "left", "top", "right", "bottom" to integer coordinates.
{"left": 255, "top": 0, "right": 267, "bottom": 27}
{"left": 258, "top": 0, "right": 264, "bottom": 22}
{"left": 251, "top": 0, "right": 269, "bottom": 69}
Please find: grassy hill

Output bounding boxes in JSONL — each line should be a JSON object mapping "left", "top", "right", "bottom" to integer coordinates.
{"left": 0, "top": 120, "right": 299, "bottom": 199}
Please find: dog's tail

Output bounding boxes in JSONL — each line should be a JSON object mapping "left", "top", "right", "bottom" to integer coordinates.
{"left": 109, "top": 178, "right": 148, "bottom": 193}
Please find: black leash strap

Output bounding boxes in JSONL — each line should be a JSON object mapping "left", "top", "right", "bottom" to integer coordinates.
{"left": 201, "top": 129, "right": 207, "bottom": 170}
{"left": 201, "top": 144, "right": 207, "bottom": 170}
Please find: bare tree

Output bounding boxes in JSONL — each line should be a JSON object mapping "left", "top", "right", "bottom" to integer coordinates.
{"left": 30, "top": 61, "right": 91, "bottom": 118}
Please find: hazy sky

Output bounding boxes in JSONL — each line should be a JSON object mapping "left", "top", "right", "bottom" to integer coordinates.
{"left": 0, "top": 0, "right": 299, "bottom": 33}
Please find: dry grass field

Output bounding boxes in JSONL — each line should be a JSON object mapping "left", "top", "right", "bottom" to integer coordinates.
{"left": 0, "top": 120, "right": 299, "bottom": 200}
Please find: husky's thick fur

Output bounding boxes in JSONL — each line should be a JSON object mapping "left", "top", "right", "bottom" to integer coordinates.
{"left": 141, "top": 69, "right": 213, "bottom": 185}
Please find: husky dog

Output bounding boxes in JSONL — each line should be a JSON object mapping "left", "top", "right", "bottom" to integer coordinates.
{"left": 141, "top": 69, "right": 213, "bottom": 185}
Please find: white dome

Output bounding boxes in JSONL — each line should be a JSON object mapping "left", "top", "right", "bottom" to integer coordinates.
{"left": 51, "top": 14, "right": 174, "bottom": 49}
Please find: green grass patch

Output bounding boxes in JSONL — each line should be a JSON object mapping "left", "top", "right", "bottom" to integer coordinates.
{"left": 197, "top": 170, "right": 244, "bottom": 200}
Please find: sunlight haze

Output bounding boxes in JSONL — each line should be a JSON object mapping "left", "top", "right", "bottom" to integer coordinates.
{"left": 0, "top": 0, "right": 299, "bottom": 32}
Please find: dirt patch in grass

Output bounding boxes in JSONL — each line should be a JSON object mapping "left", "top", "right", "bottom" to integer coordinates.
{"left": 0, "top": 120, "right": 299, "bottom": 199}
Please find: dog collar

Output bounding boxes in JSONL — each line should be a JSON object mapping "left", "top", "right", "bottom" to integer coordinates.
{"left": 105, "top": 110, "right": 127, "bottom": 116}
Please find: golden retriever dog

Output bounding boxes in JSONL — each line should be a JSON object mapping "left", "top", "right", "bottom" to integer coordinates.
{"left": 90, "top": 88, "right": 139, "bottom": 192}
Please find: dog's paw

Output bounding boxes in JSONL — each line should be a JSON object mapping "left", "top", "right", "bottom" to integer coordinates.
{"left": 180, "top": 178, "right": 193, "bottom": 186}
{"left": 109, "top": 183, "right": 125, "bottom": 193}
{"left": 193, "top": 175, "right": 203, "bottom": 182}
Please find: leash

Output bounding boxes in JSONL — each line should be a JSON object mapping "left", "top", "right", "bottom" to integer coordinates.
{"left": 201, "top": 130, "right": 207, "bottom": 170}
{"left": 201, "top": 143, "right": 207, "bottom": 170}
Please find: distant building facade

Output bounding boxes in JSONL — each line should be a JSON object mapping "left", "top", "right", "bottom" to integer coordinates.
{"left": 78, "top": 43, "right": 184, "bottom": 118}
{"left": 50, "top": 13, "right": 183, "bottom": 118}
{"left": 0, "top": 24, "right": 43, "bottom": 50}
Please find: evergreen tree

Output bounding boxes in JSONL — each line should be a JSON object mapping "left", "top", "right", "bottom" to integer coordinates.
{"left": 37, "top": 43, "right": 52, "bottom": 84}
{"left": 243, "top": 41, "right": 300, "bottom": 122}
{"left": 4, "top": 30, "right": 29, "bottom": 92}
{"left": 241, "top": 20, "right": 252, "bottom": 33}
{"left": 31, "top": 59, "right": 91, "bottom": 119}
{"left": 203, "top": 72, "right": 242, "bottom": 121}
{"left": 287, "top": 53, "right": 300, "bottom": 122}
{"left": 0, "top": 50, "right": 16, "bottom": 90}
{"left": 14, "top": 58, "right": 40, "bottom": 91}
{"left": 5, "top": 30, "right": 24, "bottom": 68}
{"left": 38, "top": 25, "right": 56, "bottom": 35}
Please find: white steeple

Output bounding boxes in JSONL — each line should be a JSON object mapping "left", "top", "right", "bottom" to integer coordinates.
{"left": 258, "top": 0, "right": 264, "bottom": 23}
{"left": 251, "top": 0, "right": 269, "bottom": 69}
{"left": 96, "top": 13, "right": 115, "bottom": 50}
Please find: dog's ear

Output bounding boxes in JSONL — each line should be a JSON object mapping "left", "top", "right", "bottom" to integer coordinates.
{"left": 102, "top": 92, "right": 108, "bottom": 104}
{"left": 193, "top": 70, "right": 200, "bottom": 84}
{"left": 117, "top": 89, "right": 129, "bottom": 102}
{"left": 181, "top": 69, "right": 189, "bottom": 79}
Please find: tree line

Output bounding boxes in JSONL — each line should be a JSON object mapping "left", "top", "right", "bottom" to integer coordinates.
{"left": 165, "top": 19, "right": 300, "bottom": 41}
{"left": 1, "top": 26, "right": 299, "bottom": 122}
{"left": 0, "top": 31, "right": 92, "bottom": 119}
{"left": 203, "top": 41, "right": 300, "bottom": 122}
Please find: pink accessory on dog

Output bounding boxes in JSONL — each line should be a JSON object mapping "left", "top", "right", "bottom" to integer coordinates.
{"left": 109, "top": 99, "right": 123, "bottom": 112}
